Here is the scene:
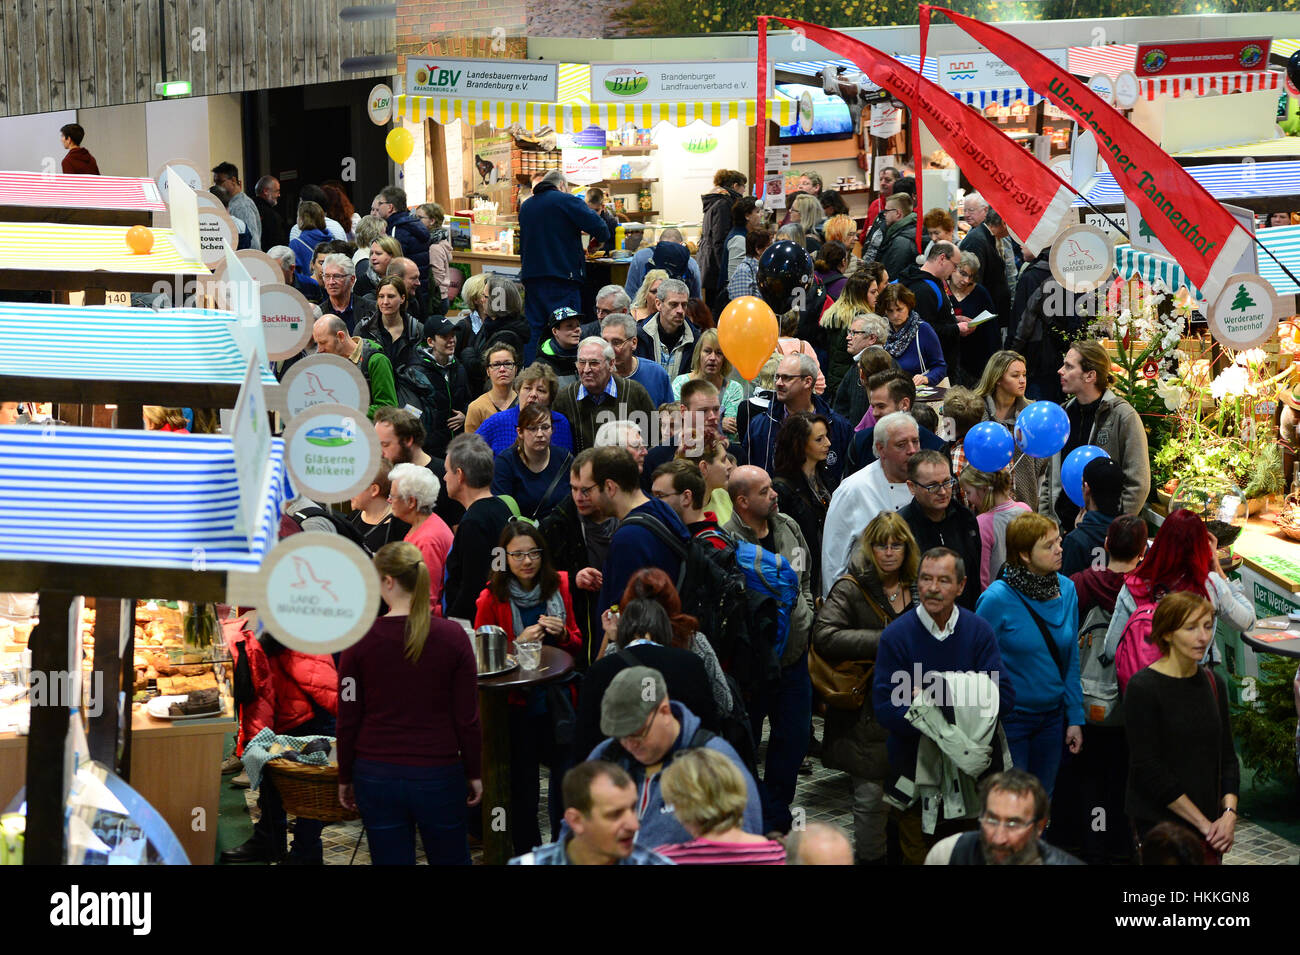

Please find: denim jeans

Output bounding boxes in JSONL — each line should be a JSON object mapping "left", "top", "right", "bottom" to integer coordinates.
{"left": 253, "top": 711, "right": 335, "bottom": 861}
{"left": 1002, "top": 704, "right": 1066, "bottom": 797}
{"left": 352, "top": 759, "right": 471, "bottom": 865}
{"left": 748, "top": 649, "right": 812, "bottom": 833}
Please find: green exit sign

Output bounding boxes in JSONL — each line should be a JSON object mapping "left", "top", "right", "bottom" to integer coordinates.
{"left": 154, "top": 80, "right": 192, "bottom": 97}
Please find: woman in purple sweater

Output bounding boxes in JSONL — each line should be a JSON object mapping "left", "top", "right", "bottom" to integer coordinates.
{"left": 337, "top": 542, "right": 483, "bottom": 865}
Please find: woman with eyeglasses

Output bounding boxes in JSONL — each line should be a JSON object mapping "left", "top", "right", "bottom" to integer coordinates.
{"left": 950, "top": 251, "right": 1000, "bottom": 384}
{"left": 975, "top": 512, "right": 1082, "bottom": 797}
{"left": 812, "top": 512, "right": 920, "bottom": 865}
{"left": 491, "top": 402, "right": 573, "bottom": 519}
{"left": 464, "top": 342, "right": 519, "bottom": 435}
{"left": 474, "top": 521, "right": 582, "bottom": 854}
{"left": 771, "top": 411, "right": 834, "bottom": 598}
{"left": 670, "top": 328, "right": 744, "bottom": 435}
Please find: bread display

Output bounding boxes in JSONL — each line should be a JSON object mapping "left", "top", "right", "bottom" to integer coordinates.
{"left": 167, "top": 689, "right": 221, "bottom": 716}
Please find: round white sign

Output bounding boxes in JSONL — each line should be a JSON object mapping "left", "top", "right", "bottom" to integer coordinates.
{"left": 197, "top": 209, "right": 237, "bottom": 269}
{"left": 280, "top": 353, "right": 370, "bottom": 417}
{"left": 1088, "top": 73, "right": 1115, "bottom": 105}
{"left": 258, "top": 532, "right": 380, "bottom": 654}
{"left": 368, "top": 83, "right": 395, "bottom": 126}
{"left": 153, "top": 159, "right": 205, "bottom": 203}
{"left": 213, "top": 249, "right": 284, "bottom": 289}
{"left": 1208, "top": 272, "right": 1282, "bottom": 349}
{"left": 798, "top": 91, "right": 815, "bottom": 133}
{"left": 194, "top": 191, "right": 225, "bottom": 214}
{"left": 1050, "top": 224, "right": 1114, "bottom": 294}
{"left": 1114, "top": 71, "right": 1140, "bottom": 109}
{"left": 282, "top": 403, "right": 382, "bottom": 503}
{"left": 259, "top": 282, "right": 315, "bottom": 360}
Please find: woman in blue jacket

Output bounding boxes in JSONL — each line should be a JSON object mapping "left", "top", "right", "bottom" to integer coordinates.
{"left": 878, "top": 284, "right": 946, "bottom": 387}
{"left": 291, "top": 200, "right": 331, "bottom": 296}
{"left": 975, "top": 511, "right": 1083, "bottom": 796}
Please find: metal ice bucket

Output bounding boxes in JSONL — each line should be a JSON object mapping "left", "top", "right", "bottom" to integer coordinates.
{"left": 473, "top": 625, "right": 508, "bottom": 674}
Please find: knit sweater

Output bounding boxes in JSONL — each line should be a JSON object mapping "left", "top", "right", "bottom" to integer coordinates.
{"left": 975, "top": 575, "right": 1084, "bottom": 726}
{"left": 872, "top": 607, "right": 1013, "bottom": 775}
{"left": 976, "top": 501, "right": 1032, "bottom": 590}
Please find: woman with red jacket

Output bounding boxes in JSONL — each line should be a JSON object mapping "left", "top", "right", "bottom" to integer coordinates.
{"left": 474, "top": 520, "right": 581, "bottom": 855}
{"left": 220, "top": 627, "right": 338, "bottom": 865}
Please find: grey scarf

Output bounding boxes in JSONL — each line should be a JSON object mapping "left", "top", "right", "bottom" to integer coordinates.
{"left": 508, "top": 577, "right": 566, "bottom": 640}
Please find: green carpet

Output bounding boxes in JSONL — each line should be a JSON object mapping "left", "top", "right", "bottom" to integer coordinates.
{"left": 214, "top": 731, "right": 258, "bottom": 864}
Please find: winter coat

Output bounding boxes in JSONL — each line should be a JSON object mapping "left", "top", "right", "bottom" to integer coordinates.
{"left": 1038, "top": 389, "right": 1150, "bottom": 519}
{"left": 698, "top": 187, "right": 742, "bottom": 297}
{"left": 355, "top": 311, "right": 423, "bottom": 371}
{"left": 879, "top": 212, "right": 920, "bottom": 282}
{"left": 226, "top": 625, "right": 338, "bottom": 755}
{"left": 744, "top": 391, "right": 853, "bottom": 487}
{"left": 472, "top": 572, "right": 584, "bottom": 654}
{"left": 812, "top": 550, "right": 899, "bottom": 780}
{"left": 899, "top": 263, "right": 960, "bottom": 385}
{"left": 385, "top": 209, "right": 432, "bottom": 295}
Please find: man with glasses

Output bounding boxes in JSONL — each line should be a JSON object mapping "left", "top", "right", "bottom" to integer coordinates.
{"left": 212, "top": 161, "right": 262, "bottom": 250}
{"left": 872, "top": 547, "right": 1013, "bottom": 864}
{"left": 601, "top": 313, "right": 672, "bottom": 407}
{"left": 442, "top": 434, "right": 516, "bottom": 620}
{"left": 585, "top": 667, "right": 760, "bottom": 848}
{"left": 650, "top": 459, "right": 726, "bottom": 544}
{"left": 745, "top": 353, "right": 852, "bottom": 485}
{"left": 926, "top": 769, "right": 1081, "bottom": 865}
{"left": 318, "top": 253, "right": 365, "bottom": 333}
{"left": 900, "top": 240, "right": 963, "bottom": 382}
{"left": 901, "top": 451, "right": 982, "bottom": 611}
{"left": 553, "top": 338, "right": 654, "bottom": 454}
{"left": 832, "top": 312, "right": 890, "bottom": 428}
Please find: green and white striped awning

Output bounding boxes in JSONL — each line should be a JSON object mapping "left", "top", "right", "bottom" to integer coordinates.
{"left": 1114, "top": 223, "right": 1300, "bottom": 302}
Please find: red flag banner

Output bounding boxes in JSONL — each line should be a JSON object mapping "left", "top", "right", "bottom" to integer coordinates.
{"left": 756, "top": 16, "right": 768, "bottom": 199}
{"left": 924, "top": 5, "right": 1254, "bottom": 304}
{"left": 772, "top": 17, "right": 1074, "bottom": 254}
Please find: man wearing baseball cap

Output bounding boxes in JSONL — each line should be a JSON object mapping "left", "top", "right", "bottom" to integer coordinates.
{"left": 586, "top": 666, "right": 762, "bottom": 848}
{"left": 536, "top": 306, "right": 584, "bottom": 389}
{"left": 1060, "top": 457, "right": 1125, "bottom": 577}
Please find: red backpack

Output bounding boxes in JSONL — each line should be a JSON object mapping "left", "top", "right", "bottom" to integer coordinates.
{"left": 1115, "top": 591, "right": 1164, "bottom": 694}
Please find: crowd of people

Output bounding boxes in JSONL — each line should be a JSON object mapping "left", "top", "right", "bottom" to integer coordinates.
{"left": 51, "top": 149, "right": 1281, "bottom": 868}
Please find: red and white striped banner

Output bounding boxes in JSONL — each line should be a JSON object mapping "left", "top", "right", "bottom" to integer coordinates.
{"left": 1139, "top": 70, "right": 1282, "bottom": 100}
{"left": 0, "top": 172, "right": 166, "bottom": 211}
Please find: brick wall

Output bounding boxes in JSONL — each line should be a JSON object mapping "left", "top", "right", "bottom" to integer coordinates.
{"left": 396, "top": 0, "right": 529, "bottom": 76}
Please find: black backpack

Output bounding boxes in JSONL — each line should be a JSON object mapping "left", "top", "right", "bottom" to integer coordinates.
{"left": 393, "top": 362, "right": 445, "bottom": 448}
{"left": 620, "top": 514, "right": 782, "bottom": 698}
{"left": 289, "top": 505, "right": 373, "bottom": 555}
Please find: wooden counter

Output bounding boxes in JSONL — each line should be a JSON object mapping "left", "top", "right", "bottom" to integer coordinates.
{"left": 0, "top": 698, "right": 233, "bottom": 865}
{"left": 1229, "top": 512, "right": 1300, "bottom": 594}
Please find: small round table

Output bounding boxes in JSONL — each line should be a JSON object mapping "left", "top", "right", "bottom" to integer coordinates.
{"left": 477, "top": 646, "right": 574, "bottom": 865}
{"left": 1242, "top": 616, "right": 1300, "bottom": 659}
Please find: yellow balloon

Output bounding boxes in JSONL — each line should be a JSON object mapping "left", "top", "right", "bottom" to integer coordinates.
{"left": 386, "top": 126, "right": 415, "bottom": 164}
{"left": 717, "top": 296, "right": 778, "bottom": 380}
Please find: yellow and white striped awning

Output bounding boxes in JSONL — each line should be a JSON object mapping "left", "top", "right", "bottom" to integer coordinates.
{"left": 398, "top": 62, "right": 795, "bottom": 132}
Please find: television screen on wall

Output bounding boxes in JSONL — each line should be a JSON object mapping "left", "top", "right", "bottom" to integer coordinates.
{"left": 773, "top": 83, "right": 855, "bottom": 144}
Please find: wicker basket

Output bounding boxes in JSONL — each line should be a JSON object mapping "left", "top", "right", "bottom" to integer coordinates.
{"left": 265, "top": 761, "right": 359, "bottom": 823}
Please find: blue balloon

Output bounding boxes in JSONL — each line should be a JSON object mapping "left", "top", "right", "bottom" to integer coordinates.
{"left": 1062, "top": 445, "right": 1111, "bottom": 508}
{"left": 963, "top": 421, "right": 1015, "bottom": 473}
{"left": 1015, "top": 401, "right": 1071, "bottom": 459}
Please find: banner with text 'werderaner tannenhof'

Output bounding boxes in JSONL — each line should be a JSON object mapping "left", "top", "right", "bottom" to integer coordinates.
{"left": 924, "top": 5, "right": 1255, "bottom": 305}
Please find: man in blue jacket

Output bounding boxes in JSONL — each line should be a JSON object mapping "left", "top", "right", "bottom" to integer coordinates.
{"left": 373, "top": 186, "right": 431, "bottom": 300}
{"left": 588, "top": 446, "right": 690, "bottom": 614}
{"left": 872, "top": 547, "right": 1014, "bottom": 864}
{"left": 586, "top": 667, "right": 762, "bottom": 848}
{"left": 519, "top": 170, "right": 610, "bottom": 365}
{"left": 745, "top": 353, "right": 852, "bottom": 486}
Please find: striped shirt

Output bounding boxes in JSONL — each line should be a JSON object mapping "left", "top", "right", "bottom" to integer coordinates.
{"left": 654, "top": 837, "right": 787, "bottom": 865}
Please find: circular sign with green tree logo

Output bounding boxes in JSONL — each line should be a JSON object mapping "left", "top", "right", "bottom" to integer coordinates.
{"left": 1208, "top": 272, "right": 1282, "bottom": 349}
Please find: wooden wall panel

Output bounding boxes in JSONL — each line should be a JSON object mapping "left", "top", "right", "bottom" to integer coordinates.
{"left": 0, "top": 0, "right": 392, "bottom": 118}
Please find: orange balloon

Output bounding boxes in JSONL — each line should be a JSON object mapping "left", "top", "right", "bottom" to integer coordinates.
{"left": 125, "top": 225, "right": 154, "bottom": 255}
{"left": 717, "top": 295, "right": 778, "bottom": 380}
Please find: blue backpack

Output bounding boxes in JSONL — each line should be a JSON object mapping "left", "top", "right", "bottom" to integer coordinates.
{"left": 733, "top": 540, "right": 799, "bottom": 661}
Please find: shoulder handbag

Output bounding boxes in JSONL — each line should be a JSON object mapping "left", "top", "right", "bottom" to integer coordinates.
{"left": 809, "top": 575, "right": 888, "bottom": 711}
{"left": 1008, "top": 589, "right": 1067, "bottom": 681}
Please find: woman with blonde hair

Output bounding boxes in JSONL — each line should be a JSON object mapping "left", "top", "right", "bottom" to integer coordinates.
{"left": 655, "top": 748, "right": 786, "bottom": 864}
{"left": 670, "top": 327, "right": 744, "bottom": 433}
{"left": 820, "top": 265, "right": 888, "bottom": 397}
{"left": 975, "top": 349, "right": 1045, "bottom": 509}
{"left": 337, "top": 541, "right": 483, "bottom": 865}
{"left": 813, "top": 511, "right": 920, "bottom": 864}
{"left": 631, "top": 268, "right": 669, "bottom": 321}
{"left": 789, "top": 193, "right": 825, "bottom": 249}
{"left": 142, "top": 406, "right": 188, "bottom": 432}
{"left": 822, "top": 214, "right": 863, "bottom": 274}
{"left": 958, "top": 466, "right": 1031, "bottom": 588}
{"left": 1124, "top": 590, "right": 1239, "bottom": 861}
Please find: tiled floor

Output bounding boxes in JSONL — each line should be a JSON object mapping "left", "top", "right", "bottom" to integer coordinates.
{"left": 243, "top": 717, "right": 1299, "bottom": 866}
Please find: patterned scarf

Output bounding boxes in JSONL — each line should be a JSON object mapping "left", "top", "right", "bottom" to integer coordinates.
{"left": 508, "top": 577, "right": 566, "bottom": 640}
{"left": 1000, "top": 563, "right": 1060, "bottom": 602}
{"left": 884, "top": 309, "right": 922, "bottom": 359}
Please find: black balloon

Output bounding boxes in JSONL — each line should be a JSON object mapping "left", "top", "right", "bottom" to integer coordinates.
{"left": 757, "top": 239, "right": 813, "bottom": 314}
{"left": 1289, "top": 50, "right": 1300, "bottom": 93}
